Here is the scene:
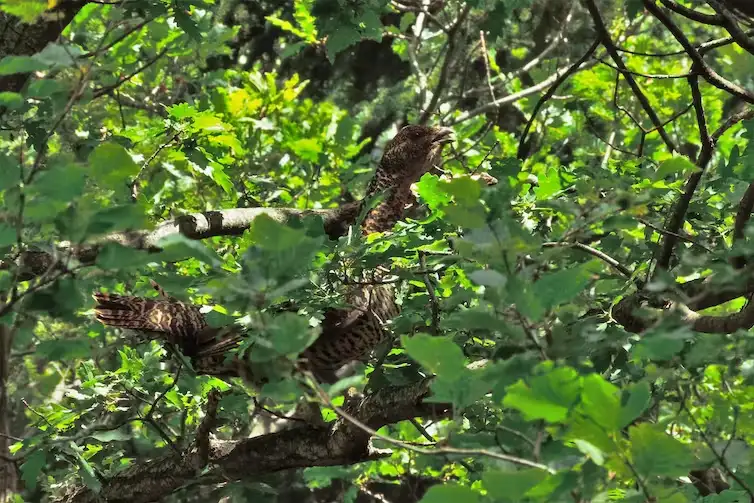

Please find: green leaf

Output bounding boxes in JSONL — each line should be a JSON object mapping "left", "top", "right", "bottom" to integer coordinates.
{"left": 483, "top": 469, "right": 549, "bottom": 502}
{"left": 630, "top": 423, "right": 697, "bottom": 478}
{"left": 0, "top": 223, "right": 16, "bottom": 247}
{"left": 74, "top": 449, "right": 102, "bottom": 493}
{"left": 0, "top": 55, "right": 47, "bottom": 75}
{"left": 33, "top": 43, "right": 84, "bottom": 67}
{"left": 248, "top": 214, "right": 309, "bottom": 251}
{"left": 625, "top": 0, "right": 644, "bottom": 19}
{"left": 418, "top": 483, "right": 480, "bottom": 503}
{"left": 325, "top": 26, "right": 361, "bottom": 62}
{"left": 36, "top": 339, "right": 92, "bottom": 361}
{"left": 468, "top": 269, "right": 507, "bottom": 288}
{"left": 85, "top": 204, "right": 150, "bottom": 238}
{"left": 174, "top": 9, "right": 201, "bottom": 40}
{"left": 532, "top": 261, "right": 596, "bottom": 310}
{"left": 155, "top": 234, "right": 223, "bottom": 268}
{"left": 288, "top": 138, "right": 322, "bottom": 161}
{"left": 0, "top": 0, "right": 47, "bottom": 22}
{"left": 20, "top": 450, "right": 46, "bottom": 490}
{"left": 249, "top": 312, "right": 317, "bottom": 362}
{"left": 503, "top": 367, "right": 582, "bottom": 423}
{"left": 417, "top": 173, "right": 452, "bottom": 210}
{"left": 0, "top": 91, "right": 23, "bottom": 109}
{"left": 632, "top": 331, "right": 688, "bottom": 361}
{"left": 572, "top": 439, "right": 606, "bottom": 466}
{"left": 445, "top": 176, "right": 482, "bottom": 204}
{"left": 95, "top": 243, "right": 153, "bottom": 270}
{"left": 210, "top": 163, "right": 233, "bottom": 194}
{"left": 402, "top": 333, "right": 467, "bottom": 381}
{"left": 28, "top": 163, "right": 87, "bottom": 202}
{"left": 653, "top": 155, "right": 699, "bottom": 181}
{"left": 618, "top": 381, "right": 651, "bottom": 429}
{"left": 26, "top": 79, "right": 69, "bottom": 98}
{"left": 579, "top": 374, "right": 620, "bottom": 431}
{"left": 88, "top": 142, "right": 140, "bottom": 190}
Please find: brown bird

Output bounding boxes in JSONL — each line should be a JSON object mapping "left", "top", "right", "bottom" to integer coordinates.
{"left": 93, "top": 124, "right": 454, "bottom": 384}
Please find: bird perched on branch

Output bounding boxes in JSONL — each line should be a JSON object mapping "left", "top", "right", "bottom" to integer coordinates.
{"left": 93, "top": 124, "right": 454, "bottom": 385}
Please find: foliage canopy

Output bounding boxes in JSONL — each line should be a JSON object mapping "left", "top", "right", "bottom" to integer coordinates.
{"left": 2, "top": 0, "right": 754, "bottom": 502}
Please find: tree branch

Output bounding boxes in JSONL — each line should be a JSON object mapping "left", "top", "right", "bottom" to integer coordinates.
{"left": 3, "top": 204, "right": 361, "bottom": 281}
{"left": 583, "top": 0, "right": 678, "bottom": 152}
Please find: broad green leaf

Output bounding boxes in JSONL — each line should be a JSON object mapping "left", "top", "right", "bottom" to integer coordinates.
{"left": 95, "top": 242, "right": 154, "bottom": 270}
{"left": 20, "top": 450, "right": 46, "bottom": 490}
{"left": 632, "top": 332, "right": 687, "bottom": 361}
{"left": 248, "top": 214, "right": 309, "bottom": 251}
{"left": 0, "top": 223, "right": 16, "bottom": 247}
{"left": 26, "top": 79, "right": 68, "bottom": 98}
{"left": 445, "top": 176, "right": 482, "bottom": 204}
{"left": 618, "top": 381, "right": 651, "bottom": 428}
{"left": 653, "top": 155, "right": 699, "bottom": 181}
{"left": 468, "top": 269, "right": 507, "bottom": 288}
{"left": 0, "top": 55, "right": 47, "bottom": 75}
{"left": 288, "top": 138, "right": 322, "bottom": 162}
{"left": 579, "top": 374, "right": 620, "bottom": 431}
{"left": 503, "top": 367, "right": 581, "bottom": 423}
{"left": 483, "top": 469, "right": 549, "bottom": 501}
{"left": 0, "top": 0, "right": 47, "bottom": 22}
{"left": 36, "top": 339, "right": 92, "bottom": 361}
{"left": 33, "top": 43, "right": 84, "bottom": 67}
{"left": 210, "top": 163, "right": 233, "bottom": 194}
{"left": 630, "top": 423, "right": 697, "bottom": 478}
{"left": 155, "top": 234, "right": 223, "bottom": 267}
{"left": 402, "top": 333, "right": 467, "bottom": 381}
{"left": 192, "top": 114, "right": 227, "bottom": 132}
{"left": 572, "top": 439, "right": 606, "bottom": 466}
{"left": 325, "top": 26, "right": 361, "bottom": 62}
{"left": 418, "top": 483, "right": 480, "bottom": 503}
{"left": 417, "top": 174, "right": 452, "bottom": 210}
{"left": 174, "top": 9, "right": 201, "bottom": 40}
{"left": 0, "top": 91, "right": 23, "bottom": 109}
{"left": 532, "top": 261, "right": 597, "bottom": 310}
{"left": 626, "top": 0, "right": 644, "bottom": 19}
{"left": 72, "top": 445, "right": 102, "bottom": 493}
{"left": 88, "top": 142, "right": 139, "bottom": 190}
{"left": 249, "top": 312, "right": 317, "bottom": 362}
{"left": 85, "top": 204, "right": 149, "bottom": 237}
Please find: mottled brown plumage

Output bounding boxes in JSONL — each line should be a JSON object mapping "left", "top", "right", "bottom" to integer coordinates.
{"left": 93, "top": 124, "right": 453, "bottom": 383}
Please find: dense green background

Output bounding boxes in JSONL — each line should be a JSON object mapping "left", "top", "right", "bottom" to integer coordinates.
{"left": 2, "top": 0, "right": 754, "bottom": 501}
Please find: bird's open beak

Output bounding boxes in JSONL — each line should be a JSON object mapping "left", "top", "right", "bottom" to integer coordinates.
{"left": 432, "top": 127, "right": 455, "bottom": 145}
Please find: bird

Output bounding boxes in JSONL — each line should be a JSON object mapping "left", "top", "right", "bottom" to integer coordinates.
{"left": 92, "top": 124, "right": 454, "bottom": 385}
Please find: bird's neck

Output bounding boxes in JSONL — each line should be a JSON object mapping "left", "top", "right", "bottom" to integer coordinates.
{"left": 361, "top": 170, "right": 414, "bottom": 235}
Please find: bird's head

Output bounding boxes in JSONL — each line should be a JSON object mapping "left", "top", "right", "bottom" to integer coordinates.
{"left": 374, "top": 124, "right": 454, "bottom": 189}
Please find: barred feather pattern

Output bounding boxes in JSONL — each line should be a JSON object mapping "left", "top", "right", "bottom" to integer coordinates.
{"left": 93, "top": 125, "right": 453, "bottom": 380}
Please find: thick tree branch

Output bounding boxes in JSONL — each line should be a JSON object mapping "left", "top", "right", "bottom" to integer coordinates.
{"left": 613, "top": 292, "right": 754, "bottom": 334}
{"left": 58, "top": 379, "right": 450, "bottom": 503}
{"left": 4, "top": 204, "right": 360, "bottom": 281}
{"left": 707, "top": 0, "right": 754, "bottom": 55}
{"left": 654, "top": 71, "right": 713, "bottom": 271}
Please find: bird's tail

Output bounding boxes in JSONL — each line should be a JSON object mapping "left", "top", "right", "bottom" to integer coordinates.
{"left": 92, "top": 292, "right": 209, "bottom": 347}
